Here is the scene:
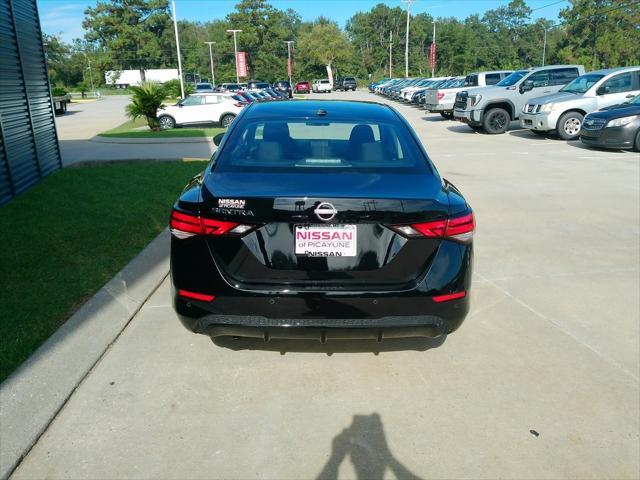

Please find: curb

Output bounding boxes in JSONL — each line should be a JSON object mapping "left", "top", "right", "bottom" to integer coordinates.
{"left": 0, "top": 230, "right": 171, "bottom": 479}
{"left": 91, "top": 135, "right": 212, "bottom": 144}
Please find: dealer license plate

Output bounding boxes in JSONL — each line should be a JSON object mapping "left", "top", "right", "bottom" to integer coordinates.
{"left": 294, "top": 224, "right": 357, "bottom": 257}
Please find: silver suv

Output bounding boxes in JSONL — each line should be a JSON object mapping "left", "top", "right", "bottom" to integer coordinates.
{"left": 454, "top": 65, "right": 585, "bottom": 134}
{"left": 520, "top": 67, "right": 640, "bottom": 140}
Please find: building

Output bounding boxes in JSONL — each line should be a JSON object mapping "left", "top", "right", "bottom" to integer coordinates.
{"left": 0, "top": 0, "right": 62, "bottom": 205}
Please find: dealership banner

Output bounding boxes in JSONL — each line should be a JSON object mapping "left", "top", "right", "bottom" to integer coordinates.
{"left": 236, "top": 51, "right": 247, "bottom": 78}
{"left": 429, "top": 43, "right": 437, "bottom": 70}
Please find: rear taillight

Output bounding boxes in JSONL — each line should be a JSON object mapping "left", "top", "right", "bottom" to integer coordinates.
{"left": 437, "top": 91, "right": 445, "bottom": 100}
{"left": 170, "top": 209, "right": 256, "bottom": 239}
{"left": 389, "top": 212, "right": 475, "bottom": 243}
{"left": 178, "top": 289, "right": 215, "bottom": 302}
{"left": 432, "top": 291, "right": 466, "bottom": 302}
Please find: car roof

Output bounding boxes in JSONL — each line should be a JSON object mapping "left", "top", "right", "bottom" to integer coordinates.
{"left": 586, "top": 66, "right": 640, "bottom": 76}
{"left": 243, "top": 100, "right": 397, "bottom": 122}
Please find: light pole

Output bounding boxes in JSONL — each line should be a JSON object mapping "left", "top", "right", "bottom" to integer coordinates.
{"left": 171, "top": 0, "right": 185, "bottom": 98}
{"left": 284, "top": 40, "right": 294, "bottom": 85}
{"left": 431, "top": 22, "right": 436, "bottom": 77}
{"left": 204, "top": 41, "right": 216, "bottom": 86}
{"left": 227, "top": 29, "right": 242, "bottom": 84}
{"left": 401, "top": 0, "right": 414, "bottom": 78}
{"left": 389, "top": 31, "right": 393, "bottom": 77}
{"left": 542, "top": 28, "right": 548, "bottom": 66}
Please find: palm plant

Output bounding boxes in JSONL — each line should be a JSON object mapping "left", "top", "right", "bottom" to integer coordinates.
{"left": 125, "top": 81, "right": 166, "bottom": 131}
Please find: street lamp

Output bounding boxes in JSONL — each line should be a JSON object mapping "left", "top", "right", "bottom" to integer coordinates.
{"left": 204, "top": 41, "right": 216, "bottom": 87}
{"left": 226, "top": 29, "right": 242, "bottom": 84}
{"left": 401, "top": 0, "right": 414, "bottom": 78}
{"left": 171, "top": 0, "right": 185, "bottom": 98}
{"left": 284, "top": 40, "right": 294, "bottom": 85}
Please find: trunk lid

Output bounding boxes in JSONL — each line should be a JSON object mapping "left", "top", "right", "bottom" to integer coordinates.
{"left": 201, "top": 172, "right": 449, "bottom": 291}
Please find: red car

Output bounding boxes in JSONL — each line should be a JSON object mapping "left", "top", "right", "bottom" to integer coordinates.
{"left": 294, "top": 81, "right": 310, "bottom": 94}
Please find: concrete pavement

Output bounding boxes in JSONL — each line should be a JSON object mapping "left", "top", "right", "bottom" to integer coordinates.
{"left": 7, "top": 90, "right": 639, "bottom": 479}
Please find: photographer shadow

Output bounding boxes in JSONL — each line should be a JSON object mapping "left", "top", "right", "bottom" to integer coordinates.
{"left": 317, "top": 413, "right": 423, "bottom": 480}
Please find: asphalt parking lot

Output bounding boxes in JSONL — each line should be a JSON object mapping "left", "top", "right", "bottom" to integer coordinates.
{"left": 11, "top": 90, "right": 639, "bottom": 479}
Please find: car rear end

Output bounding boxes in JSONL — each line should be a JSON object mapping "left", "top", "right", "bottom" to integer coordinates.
{"left": 170, "top": 101, "right": 474, "bottom": 341}
{"left": 295, "top": 82, "right": 310, "bottom": 93}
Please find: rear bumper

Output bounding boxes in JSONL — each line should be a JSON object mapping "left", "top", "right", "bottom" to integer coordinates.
{"left": 426, "top": 103, "right": 453, "bottom": 112}
{"left": 173, "top": 291, "right": 469, "bottom": 339}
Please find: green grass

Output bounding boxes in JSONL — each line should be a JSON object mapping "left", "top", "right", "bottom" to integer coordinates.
{"left": 0, "top": 161, "right": 206, "bottom": 382}
{"left": 98, "top": 117, "right": 226, "bottom": 139}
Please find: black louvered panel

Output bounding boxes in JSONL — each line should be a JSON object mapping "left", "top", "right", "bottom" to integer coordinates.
{"left": 0, "top": 0, "right": 61, "bottom": 205}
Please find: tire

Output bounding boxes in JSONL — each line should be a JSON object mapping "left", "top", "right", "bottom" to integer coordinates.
{"left": 482, "top": 108, "right": 510, "bottom": 134}
{"left": 440, "top": 111, "right": 453, "bottom": 120}
{"left": 556, "top": 111, "right": 584, "bottom": 140}
{"left": 220, "top": 114, "right": 235, "bottom": 128}
{"left": 158, "top": 115, "right": 175, "bottom": 130}
{"left": 634, "top": 129, "right": 640, "bottom": 152}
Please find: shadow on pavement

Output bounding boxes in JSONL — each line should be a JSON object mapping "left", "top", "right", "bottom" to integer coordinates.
{"left": 565, "top": 139, "right": 630, "bottom": 154}
{"left": 446, "top": 124, "right": 480, "bottom": 134}
{"left": 317, "top": 413, "right": 424, "bottom": 480}
{"left": 213, "top": 334, "right": 446, "bottom": 355}
{"left": 421, "top": 115, "right": 447, "bottom": 122}
{"left": 508, "top": 129, "right": 556, "bottom": 140}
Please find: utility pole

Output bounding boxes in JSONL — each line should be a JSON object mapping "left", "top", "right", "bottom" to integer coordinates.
{"left": 389, "top": 31, "right": 393, "bottom": 78}
{"left": 227, "top": 29, "right": 242, "bottom": 84}
{"left": 204, "top": 41, "right": 216, "bottom": 86}
{"left": 402, "top": 0, "right": 414, "bottom": 78}
{"left": 542, "top": 28, "right": 547, "bottom": 66}
{"left": 431, "top": 22, "right": 436, "bottom": 77}
{"left": 171, "top": 0, "right": 184, "bottom": 98}
{"left": 284, "top": 40, "right": 294, "bottom": 85}
{"left": 87, "top": 59, "right": 95, "bottom": 93}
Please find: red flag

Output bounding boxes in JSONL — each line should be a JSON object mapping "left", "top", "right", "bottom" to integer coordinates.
{"left": 236, "top": 52, "right": 247, "bottom": 78}
{"left": 429, "top": 43, "right": 437, "bottom": 71}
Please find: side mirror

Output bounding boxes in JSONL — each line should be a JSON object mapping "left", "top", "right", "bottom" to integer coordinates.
{"left": 213, "top": 133, "right": 225, "bottom": 146}
{"left": 596, "top": 85, "right": 610, "bottom": 95}
{"left": 520, "top": 80, "right": 534, "bottom": 93}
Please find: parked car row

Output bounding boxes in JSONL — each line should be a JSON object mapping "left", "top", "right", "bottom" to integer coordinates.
{"left": 370, "top": 65, "right": 640, "bottom": 150}
{"left": 157, "top": 85, "right": 292, "bottom": 130}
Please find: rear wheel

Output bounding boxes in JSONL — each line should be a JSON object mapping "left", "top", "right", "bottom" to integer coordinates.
{"left": 483, "top": 108, "right": 510, "bottom": 134}
{"left": 440, "top": 112, "right": 453, "bottom": 120}
{"left": 556, "top": 111, "right": 584, "bottom": 140}
{"left": 158, "top": 115, "right": 175, "bottom": 130}
{"left": 634, "top": 130, "right": 640, "bottom": 152}
{"left": 220, "top": 114, "right": 236, "bottom": 128}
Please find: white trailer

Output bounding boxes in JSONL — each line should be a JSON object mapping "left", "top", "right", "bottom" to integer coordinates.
{"left": 105, "top": 69, "right": 179, "bottom": 88}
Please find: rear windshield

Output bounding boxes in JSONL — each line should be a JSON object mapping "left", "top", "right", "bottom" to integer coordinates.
{"left": 217, "top": 119, "right": 429, "bottom": 173}
{"left": 344, "top": 77, "right": 356, "bottom": 81}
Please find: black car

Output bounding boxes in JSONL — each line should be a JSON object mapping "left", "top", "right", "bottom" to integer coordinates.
{"left": 170, "top": 100, "right": 474, "bottom": 342}
{"left": 335, "top": 76, "right": 357, "bottom": 91}
{"left": 273, "top": 80, "right": 293, "bottom": 98}
{"left": 580, "top": 95, "right": 640, "bottom": 151}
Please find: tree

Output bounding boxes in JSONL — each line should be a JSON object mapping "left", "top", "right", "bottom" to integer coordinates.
{"left": 555, "top": 0, "right": 640, "bottom": 69}
{"left": 297, "top": 20, "right": 354, "bottom": 82}
{"left": 83, "top": 0, "right": 174, "bottom": 71}
{"left": 125, "top": 81, "right": 166, "bottom": 130}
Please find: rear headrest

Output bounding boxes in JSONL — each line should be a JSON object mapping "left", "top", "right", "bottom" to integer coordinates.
{"left": 349, "top": 124, "right": 375, "bottom": 144}
{"left": 263, "top": 122, "right": 290, "bottom": 142}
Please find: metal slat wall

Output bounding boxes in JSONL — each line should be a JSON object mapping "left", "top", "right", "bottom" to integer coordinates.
{"left": 0, "top": 0, "right": 61, "bottom": 205}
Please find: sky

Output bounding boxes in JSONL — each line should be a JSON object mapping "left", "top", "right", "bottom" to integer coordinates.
{"left": 38, "top": 0, "right": 568, "bottom": 43}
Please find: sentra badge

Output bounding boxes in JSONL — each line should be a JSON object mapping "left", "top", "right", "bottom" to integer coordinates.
{"left": 218, "top": 199, "right": 246, "bottom": 209}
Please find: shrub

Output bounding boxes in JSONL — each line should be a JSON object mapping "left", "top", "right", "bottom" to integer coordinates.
{"left": 163, "top": 79, "right": 195, "bottom": 99}
{"left": 125, "top": 81, "right": 167, "bottom": 131}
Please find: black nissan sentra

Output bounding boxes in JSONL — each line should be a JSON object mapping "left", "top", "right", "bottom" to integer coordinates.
{"left": 170, "top": 100, "right": 474, "bottom": 342}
